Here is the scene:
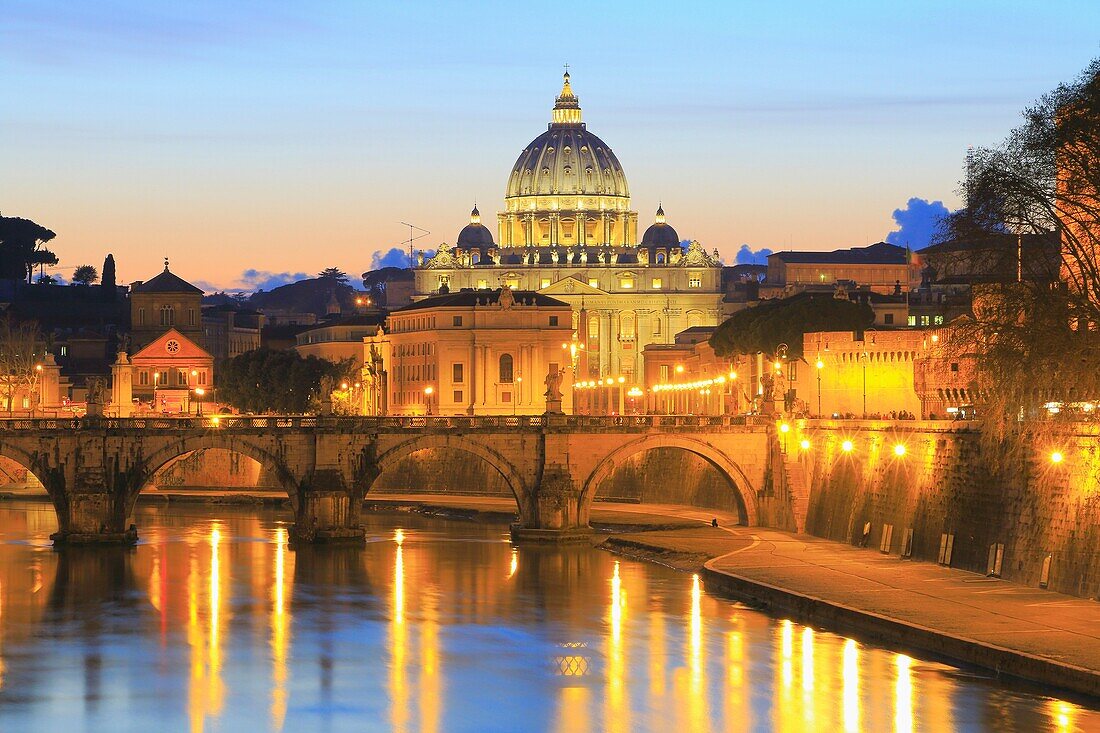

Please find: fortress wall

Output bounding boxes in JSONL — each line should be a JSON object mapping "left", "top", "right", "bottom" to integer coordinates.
{"left": 799, "top": 421, "right": 1100, "bottom": 598}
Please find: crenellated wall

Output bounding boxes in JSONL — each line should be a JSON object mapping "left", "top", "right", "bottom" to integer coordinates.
{"left": 795, "top": 420, "right": 1100, "bottom": 598}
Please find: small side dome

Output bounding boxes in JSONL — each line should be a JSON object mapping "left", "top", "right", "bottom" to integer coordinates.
{"left": 457, "top": 205, "right": 495, "bottom": 248}
{"left": 641, "top": 203, "right": 680, "bottom": 247}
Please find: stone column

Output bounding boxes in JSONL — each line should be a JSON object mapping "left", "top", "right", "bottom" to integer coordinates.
{"left": 549, "top": 212, "right": 559, "bottom": 247}
{"left": 110, "top": 352, "right": 134, "bottom": 417}
{"left": 576, "top": 212, "right": 586, "bottom": 247}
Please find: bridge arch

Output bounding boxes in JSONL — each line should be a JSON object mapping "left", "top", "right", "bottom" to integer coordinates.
{"left": 579, "top": 434, "right": 758, "bottom": 526}
{"left": 138, "top": 436, "right": 299, "bottom": 512}
{"left": 372, "top": 435, "right": 528, "bottom": 516}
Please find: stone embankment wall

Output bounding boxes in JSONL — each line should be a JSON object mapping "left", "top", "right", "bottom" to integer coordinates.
{"left": 798, "top": 420, "right": 1100, "bottom": 598}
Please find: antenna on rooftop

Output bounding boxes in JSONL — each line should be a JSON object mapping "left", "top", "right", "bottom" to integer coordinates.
{"left": 399, "top": 222, "right": 431, "bottom": 267}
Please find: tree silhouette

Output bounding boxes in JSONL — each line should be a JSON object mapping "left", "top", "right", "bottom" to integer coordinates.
{"left": 101, "top": 254, "right": 117, "bottom": 299}
{"left": 318, "top": 267, "right": 349, "bottom": 284}
{"left": 72, "top": 264, "right": 98, "bottom": 286}
{"left": 0, "top": 215, "right": 58, "bottom": 282}
{"left": 710, "top": 293, "right": 874, "bottom": 360}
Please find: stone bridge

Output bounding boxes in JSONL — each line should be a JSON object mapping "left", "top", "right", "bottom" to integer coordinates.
{"left": 0, "top": 414, "right": 775, "bottom": 545}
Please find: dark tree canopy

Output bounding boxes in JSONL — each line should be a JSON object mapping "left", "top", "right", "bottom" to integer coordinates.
{"left": 0, "top": 216, "right": 58, "bottom": 282}
{"left": 72, "top": 264, "right": 98, "bottom": 286}
{"left": 710, "top": 294, "right": 874, "bottom": 360}
{"left": 318, "top": 267, "right": 349, "bottom": 284}
{"left": 935, "top": 58, "right": 1100, "bottom": 433}
{"left": 217, "top": 349, "right": 352, "bottom": 413}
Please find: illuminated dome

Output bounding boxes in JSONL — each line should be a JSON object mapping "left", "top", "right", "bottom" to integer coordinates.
{"left": 641, "top": 204, "right": 680, "bottom": 247}
{"left": 457, "top": 205, "right": 495, "bottom": 248}
{"left": 498, "top": 72, "right": 638, "bottom": 248}
{"left": 504, "top": 73, "right": 630, "bottom": 202}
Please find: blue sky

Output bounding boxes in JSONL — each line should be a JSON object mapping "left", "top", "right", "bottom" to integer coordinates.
{"left": 3, "top": 1, "right": 1098, "bottom": 289}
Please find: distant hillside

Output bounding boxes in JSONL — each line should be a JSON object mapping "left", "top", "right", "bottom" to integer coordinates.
{"left": 247, "top": 276, "right": 366, "bottom": 317}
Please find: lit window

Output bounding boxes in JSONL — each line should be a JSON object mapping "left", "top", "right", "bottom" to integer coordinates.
{"left": 688, "top": 276, "right": 701, "bottom": 288}
{"left": 920, "top": 315, "right": 930, "bottom": 326}
{"left": 505, "top": 279, "right": 519, "bottom": 289}
{"left": 477, "top": 278, "right": 488, "bottom": 289}
{"left": 438, "top": 274, "right": 449, "bottom": 288}
{"left": 588, "top": 278, "right": 599, "bottom": 288}
{"left": 651, "top": 278, "right": 663, "bottom": 289}
{"left": 540, "top": 278, "right": 551, "bottom": 289}
{"left": 619, "top": 277, "right": 634, "bottom": 289}
{"left": 934, "top": 315, "right": 944, "bottom": 325}
{"left": 907, "top": 315, "right": 917, "bottom": 326}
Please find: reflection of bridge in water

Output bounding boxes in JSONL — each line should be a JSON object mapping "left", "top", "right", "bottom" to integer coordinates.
{"left": 0, "top": 415, "right": 777, "bottom": 544}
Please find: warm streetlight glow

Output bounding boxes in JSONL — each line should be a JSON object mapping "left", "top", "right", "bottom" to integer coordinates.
{"left": 424, "top": 386, "right": 434, "bottom": 396}
{"left": 211, "top": 416, "right": 220, "bottom": 426}
{"left": 35, "top": 364, "right": 42, "bottom": 372}
{"left": 729, "top": 371, "right": 737, "bottom": 380}
{"left": 1051, "top": 451, "right": 1064, "bottom": 464}
{"left": 774, "top": 361, "right": 782, "bottom": 372}
{"left": 617, "top": 376, "right": 625, "bottom": 384}
{"left": 191, "top": 369, "right": 198, "bottom": 377}
{"left": 931, "top": 334, "right": 940, "bottom": 343}
{"left": 779, "top": 423, "right": 790, "bottom": 433}
{"left": 816, "top": 360, "right": 824, "bottom": 370}
{"left": 675, "top": 365, "right": 684, "bottom": 373}
{"left": 800, "top": 439, "right": 811, "bottom": 450}
{"left": 841, "top": 440, "right": 854, "bottom": 452}
{"left": 195, "top": 388, "right": 205, "bottom": 396}
{"left": 341, "top": 382, "right": 349, "bottom": 390}
{"left": 893, "top": 443, "right": 907, "bottom": 457}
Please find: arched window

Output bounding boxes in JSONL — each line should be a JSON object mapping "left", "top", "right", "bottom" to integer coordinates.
{"left": 686, "top": 310, "right": 704, "bottom": 328}
{"left": 499, "top": 354, "right": 514, "bottom": 383}
{"left": 620, "top": 312, "right": 636, "bottom": 340}
{"left": 160, "top": 305, "right": 175, "bottom": 326}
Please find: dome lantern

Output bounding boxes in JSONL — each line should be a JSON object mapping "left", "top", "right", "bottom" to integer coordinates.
{"left": 552, "top": 71, "right": 582, "bottom": 126}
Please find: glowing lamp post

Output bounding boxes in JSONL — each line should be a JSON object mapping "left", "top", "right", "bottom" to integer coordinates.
{"left": 424, "top": 385, "right": 434, "bottom": 415}
{"left": 815, "top": 359, "right": 824, "bottom": 418}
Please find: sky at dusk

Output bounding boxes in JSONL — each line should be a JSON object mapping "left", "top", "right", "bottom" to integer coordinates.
{"left": 4, "top": 1, "right": 1099, "bottom": 291}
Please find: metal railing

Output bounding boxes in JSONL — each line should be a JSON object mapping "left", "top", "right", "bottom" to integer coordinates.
{"left": 0, "top": 413, "right": 759, "bottom": 432}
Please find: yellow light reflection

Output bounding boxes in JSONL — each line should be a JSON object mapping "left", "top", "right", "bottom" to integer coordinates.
{"left": 187, "top": 525, "right": 227, "bottom": 733}
{"left": 688, "top": 574, "right": 710, "bottom": 733}
{"left": 419, "top": 587, "right": 440, "bottom": 733}
{"left": 555, "top": 686, "right": 591, "bottom": 733}
{"left": 895, "top": 654, "right": 913, "bottom": 733}
{"left": 724, "top": 627, "right": 747, "bottom": 732}
{"left": 606, "top": 561, "right": 628, "bottom": 733}
{"left": 390, "top": 529, "right": 408, "bottom": 733}
{"left": 780, "top": 619, "right": 793, "bottom": 690}
{"left": 801, "top": 627, "right": 814, "bottom": 727}
{"left": 842, "top": 639, "right": 860, "bottom": 733}
{"left": 1050, "top": 699, "right": 1076, "bottom": 731}
{"left": 508, "top": 548, "right": 519, "bottom": 579}
{"left": 270, "top": 527, "right": 291, "bottom": 731}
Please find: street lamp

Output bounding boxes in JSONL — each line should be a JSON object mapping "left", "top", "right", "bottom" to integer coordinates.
{"left": 424, "top": 385, "right": 434, "bottom": 415}
{"left": 515, "top": 375, "right": 522, "bottom": 415}
{"left": 194, "top": 387, "right": 205, "bottom": 416}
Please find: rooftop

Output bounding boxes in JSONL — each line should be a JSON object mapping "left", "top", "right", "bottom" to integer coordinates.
{"left": 770, "top": 241, "right": 908, "bottom": 266}
{"left": 397, "top": 289, "right": 570, "bottom": 312}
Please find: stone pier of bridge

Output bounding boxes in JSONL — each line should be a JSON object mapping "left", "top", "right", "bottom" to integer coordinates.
{"left": 0, "top": 414, "right": 775, "bottom": 546}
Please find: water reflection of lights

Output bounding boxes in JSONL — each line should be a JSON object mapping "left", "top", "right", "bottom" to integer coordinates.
{"left": 270, "top": 527, "right": 290, "bottom": 731}
{"left": 895, "top": 654, "right": 913, "bottom": 733}
{"left": 420, "top": 589, "right": 440, "bottom": 733}
{"left": 390, "top": 527, "right": 408, "bottom": 733}
{"left": 842, "top": 638, "right": 860, "bottom": 733}
{"left": 688, "top": 573, "right": 708, "bottom": 733}
{"left": 801, "top": 627, "right": 815, "bottom": 727}
{"left": 607, "top": 561, "right": 628, "bottom": 733}
{"left": 1051, "top": 699, "right": 1076, "bottom": 731}
{"left": 508, "top": 548, "right": 518, "bottom": 579}
{"left": 780, "top": 619, "right": 794, "bottom": 690}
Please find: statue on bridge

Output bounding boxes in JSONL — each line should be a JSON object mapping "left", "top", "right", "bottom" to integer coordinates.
{"left": 544, "top": 366, "right": 564, "bottom": 415}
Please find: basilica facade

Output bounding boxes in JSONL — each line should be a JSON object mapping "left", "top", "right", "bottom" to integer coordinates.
{"left": 413, "top": 72, "right": 724, "bottom": 383}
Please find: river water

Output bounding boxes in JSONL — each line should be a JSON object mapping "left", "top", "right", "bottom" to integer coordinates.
{"left": 0, "top": 500, "right": 1094, "bottom": 732}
